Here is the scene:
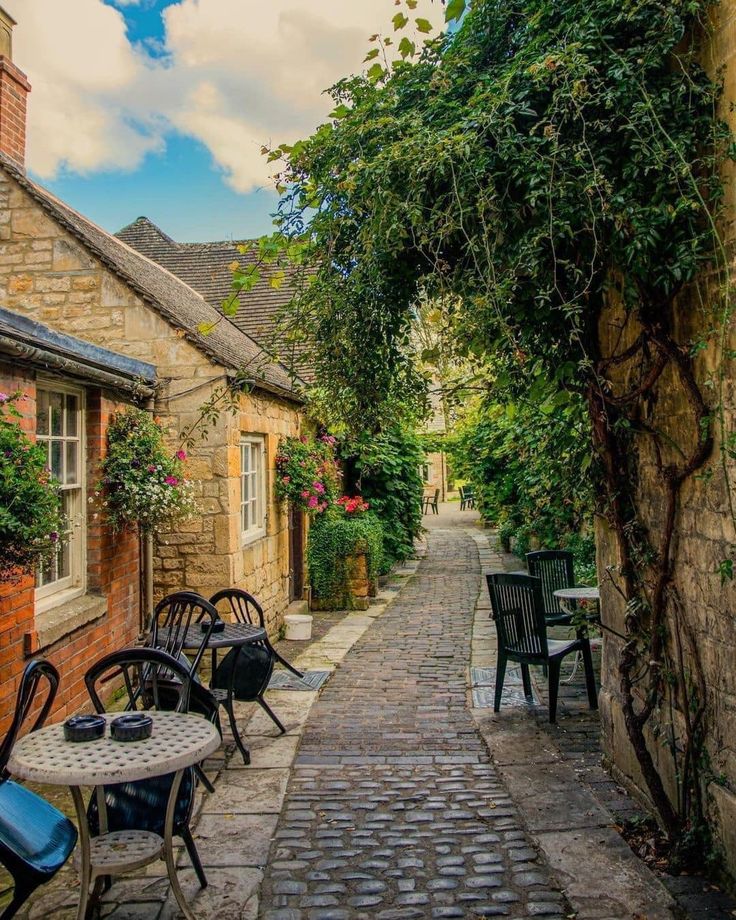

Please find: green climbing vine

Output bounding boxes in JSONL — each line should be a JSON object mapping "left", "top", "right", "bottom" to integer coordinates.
{"left": 307, "top": 510, "right": 384, "bottom": 604}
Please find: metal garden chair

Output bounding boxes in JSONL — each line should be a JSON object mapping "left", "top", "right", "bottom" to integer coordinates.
{"left": 526, "top": 550, "right": 575, "bottom": 627}
{"left": 148, "top": 591, "right": 217, "bottom": 675}
{"left": 0, "top": 659, "right": 78, "bottom": 919}
{"left": 84, "top": 647, "right": 220, "bottom": 890}
{"left": 486, "top": 572, "right": 598, "bottom": 723}
{"left": 207, "top": 588, "right": 290, "bottom": 736}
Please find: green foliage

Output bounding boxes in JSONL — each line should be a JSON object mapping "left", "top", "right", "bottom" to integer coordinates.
{"left": 448, "top": 391, "right": 595, "bottom": 573}
{"left": 0, "top": 392, "right": 63, "bottom": 579}
{"left": 307, "top": 510, "right": 384, "bottom": 603}
{"left": 99, "top": 408, "right": 197, "bottom": 534}
{"left": 342, "top": 426, "right": 424, "bottom": 569}
{"left": 273, "top": 434, "right": 339, "bottom": 514}
{"left": 273, "top": 0, "right": 726, "bottom": 427}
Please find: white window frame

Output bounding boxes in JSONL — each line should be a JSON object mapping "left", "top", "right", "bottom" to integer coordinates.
{"left": 35, "top": 380, "right": 86, "bottom": 612}
{"left": 240, "top": 434, "right": 267, "bottom": 545}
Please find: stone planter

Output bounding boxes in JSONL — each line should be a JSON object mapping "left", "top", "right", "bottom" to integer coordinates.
{"left": 310, "top": 551, "right": 371, "bottom": 611}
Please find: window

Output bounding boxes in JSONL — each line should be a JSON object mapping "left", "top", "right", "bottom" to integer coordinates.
{"left": 240, "top": 435, "right": 266, "bottom": 542}
{"left": 35, "top": 383, "right": 85, "bottom": 608}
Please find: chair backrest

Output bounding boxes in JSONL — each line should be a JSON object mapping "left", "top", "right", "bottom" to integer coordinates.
{"left": 149, "top": 591, "right": 217, "bottom": 674}
{"left": 526, "top": 550, "right": 575, "bottom": 616}
{"left": 433, "top": 489, "right": 440, "bottom": 502}
{"left": 486, "top": 573, "right": 548, "bottom": 658}
{"left": 85, "top": 647, "right": 201, "bottom": 716}
{"left": 209, "top": 588, "right": 265, "bottom": 628}
{"left": 0, "top": 658, "right": 59, "bottom": 778}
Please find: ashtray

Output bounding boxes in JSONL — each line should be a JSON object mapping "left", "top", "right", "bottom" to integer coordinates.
{"left": 201, "top": 619, "right": 225, "bottom": 633}
{"left": 64, "top": 714, "right": 106, "bottom": 743}
{"left": 110, "top": 713, "right": 153, "bottom": 742}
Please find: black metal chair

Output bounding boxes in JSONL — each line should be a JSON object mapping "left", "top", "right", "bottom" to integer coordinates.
{"left": 207, "top": 588, "right": 290, "bottom": 739}
{"left": 0, "top": 660, "right": 77, "bottom": 919}
{"left": 486, "top": 573, "right": 598, "bottom": 723}
{"left": 526, "top": 550, "right": 575, "bottom": 627}
{"left": 84, "top": 647, "right": 220, "bottom": 890}
{"left": 149, "top": 591, "right": 217, "bottom": 675}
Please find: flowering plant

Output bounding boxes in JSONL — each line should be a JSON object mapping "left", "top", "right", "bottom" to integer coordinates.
{"left": 0, "top": 391, "right": 63, "bottom": 579}
{"left": 336, "top": 495, "right": 370, "bottom": 514}
{"left": 98, "top": 408, "right": 197, "bottom": 534}
{"left": 274, "top": 433, "right": 339, "bottom": 514}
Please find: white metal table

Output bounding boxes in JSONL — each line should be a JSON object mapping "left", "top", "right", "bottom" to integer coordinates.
{"left": 7, "top": 711, "right": 220, "bottom": 920}
{"left": 553, "top": 586, "right": 601, "bottom": 683}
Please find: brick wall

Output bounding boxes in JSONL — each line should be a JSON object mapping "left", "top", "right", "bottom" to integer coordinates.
{"left": 0, "top": 362, "right": 141, "bottom": 736}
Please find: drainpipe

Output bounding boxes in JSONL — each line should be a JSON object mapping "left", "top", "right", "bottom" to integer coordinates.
{"left": 140, "top": 396, "right": 156, "bottom": 636}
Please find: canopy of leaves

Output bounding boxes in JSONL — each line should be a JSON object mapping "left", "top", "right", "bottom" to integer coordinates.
{"left": 275, "top": 0, "right": 727, "bottom": 427}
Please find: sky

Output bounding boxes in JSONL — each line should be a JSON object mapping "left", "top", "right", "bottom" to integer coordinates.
{"left": 3, "top": 0, "right": 442, "bottom": 242}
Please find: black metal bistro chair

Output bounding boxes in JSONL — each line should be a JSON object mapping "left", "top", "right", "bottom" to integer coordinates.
{"left": 0, "top": 660, "right": 77, "bottom": 919}
{"left": 486, "top": 573, "right": 598, "bottom": 723}
{"left": 207, "top": 588, "right": 289, "bottom": 739}
{"left": 149, "top": 591, "right": 217, "bottom": 676}
{"left": 84, "top": 647, "right": 220, "bottom": 890}
{"left": 526, "top": 550, "right": 575, "bottom": 627}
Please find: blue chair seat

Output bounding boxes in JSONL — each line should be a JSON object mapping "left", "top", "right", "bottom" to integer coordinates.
{"left": 0, "top": 780, "right": 77, "bottom": 877}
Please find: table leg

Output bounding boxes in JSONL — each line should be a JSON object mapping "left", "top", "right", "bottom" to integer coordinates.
{"left": 164, "top": 769, "right": 197, "bottom": 920}
{"left": 69, "top": 786, "right": 93, "bottom": 920}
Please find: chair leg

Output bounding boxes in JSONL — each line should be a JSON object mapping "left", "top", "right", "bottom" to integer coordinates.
{"left": 224, "top": 698, "right": 251, "bottom": 764}
{"left": 272, "top": 647, "right": 304, "bottom": 679}
{"left": 494, "top": 655, "right": 508, "bottom": 712}
{"left": 548, "top": 659, "right": 562, "bottom": 723}
{"left": 257, "top": 696, "right": 287, "bottom": 734}
{"left": 180, "top": 826, "right": 208, "bottom": 889}
{"left": 1, "top": 880, "right": 37, "bottom": 920}
{"left": 520, "top": 663, "right": 532, "bottom": 699}
{"left": 580, "top": 639, "right": 599, "bottom": 710}
{"left": 195, "top": 763, "right": 215, "bottom": 794}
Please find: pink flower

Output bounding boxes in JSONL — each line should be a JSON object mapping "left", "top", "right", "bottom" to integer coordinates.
{"left": 313, "top": 481, "right": 325, "bottom": 494}
{"left": 176, "top": 449, "right": 187, "bottom": 461}
{"left": 282, "top": 475, "right": 291, "bottom": 484}
{"left": 165, "top": 475, "right": 179, "bottom": 486}
{"left": 301, "top": 490, "right": 310, "bottom": 499}
{"left": 147, "top": 465, "right": 156, "bottom": 473}
{"left": 308, "top": 495, "right": 319, "bottom": 509}
{"left": 0, "top": 392, "right": 8, "bottom": 403}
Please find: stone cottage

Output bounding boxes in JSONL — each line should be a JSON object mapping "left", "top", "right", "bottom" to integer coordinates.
{"left": 0, "top": 16, "right": 307, "bottom": 715}
{"left": 0, "top": 305, "right": 157, "bottom": 735}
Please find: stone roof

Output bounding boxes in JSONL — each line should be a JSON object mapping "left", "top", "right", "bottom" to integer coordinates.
{"left": 0, "top": 155, "right": 303, "bottom": 403}
{"left": 115, "top": 216, "right": 312, "bottom": 379}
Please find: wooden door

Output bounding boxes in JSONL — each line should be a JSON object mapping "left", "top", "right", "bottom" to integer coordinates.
{"left": 288, "top": 504, "right": 305, "bottom": 601}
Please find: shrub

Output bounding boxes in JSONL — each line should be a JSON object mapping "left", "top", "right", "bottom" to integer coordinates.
{"left": 342, "top": 425, "right": 423, "bottom": 570}
{"left": 0, "top": 392, "right": 63, "bottom": 579}
{"left": 307, "top": 509, "right": 384, "bottom": 603}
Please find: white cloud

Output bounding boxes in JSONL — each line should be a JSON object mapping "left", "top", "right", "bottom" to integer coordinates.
{"left": 4, "top": 0, "right": 441, "bottom": 191}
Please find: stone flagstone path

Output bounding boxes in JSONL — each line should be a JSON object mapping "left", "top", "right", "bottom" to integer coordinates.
{"left": 258, "top": 524, "right": 568, "bottom": 919}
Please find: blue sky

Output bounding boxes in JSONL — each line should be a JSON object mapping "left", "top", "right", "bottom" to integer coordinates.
{"left": 7, "top": 0, "right": 441, "bottom": 244}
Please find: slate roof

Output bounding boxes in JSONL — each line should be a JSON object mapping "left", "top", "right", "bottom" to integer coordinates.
{"left": 0, "top": 154, "right": 303, "bottom": 403}
{"left": 115, "top": 217, "right": 312, "bottom": 379}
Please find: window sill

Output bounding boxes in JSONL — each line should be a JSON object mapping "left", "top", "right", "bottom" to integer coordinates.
{"left": 242, "top": 527, "right": 267, "bottom": 548}
{"left": 28, "top": 593, "right": 107, "bottom": 654}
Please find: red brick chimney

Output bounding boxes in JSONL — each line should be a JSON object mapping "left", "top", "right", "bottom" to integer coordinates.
{"left": 0, "top": 7, "right": 30, "bottom": 168}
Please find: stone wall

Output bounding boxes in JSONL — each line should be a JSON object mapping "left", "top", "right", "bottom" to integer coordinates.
{"left": 597, "top": 0, "right": 736, "bottom": 875}
{"left": 0, "top": 171, "right": 304, "bottom": 640}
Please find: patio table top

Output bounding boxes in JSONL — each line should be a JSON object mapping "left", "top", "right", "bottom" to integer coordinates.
{"left": 7, "top": 711, "right": 220, "bottom": 786}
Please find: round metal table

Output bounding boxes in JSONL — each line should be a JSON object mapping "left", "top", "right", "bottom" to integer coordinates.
{"left": 7, "top": 711, "right": 220, "bottom": 920}
{"left": 553, "top": 587, "right": 601, "bottom": 683}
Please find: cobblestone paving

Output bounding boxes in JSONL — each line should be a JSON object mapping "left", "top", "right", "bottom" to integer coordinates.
{"left": 259, "top": 525, "right": 569, "bottom": 919}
